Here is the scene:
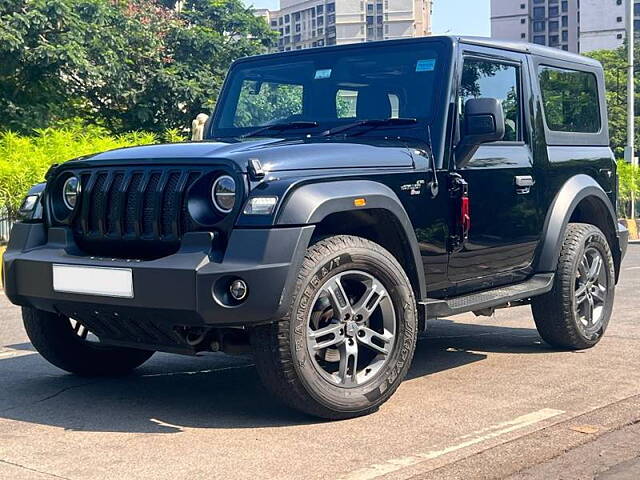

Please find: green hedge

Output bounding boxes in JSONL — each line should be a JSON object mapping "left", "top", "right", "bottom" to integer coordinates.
{"left": 0, "top": 126, "right": 184, "bottom": 217}
{"left": 617, "top": 159, "right": 640, "bottom": 218}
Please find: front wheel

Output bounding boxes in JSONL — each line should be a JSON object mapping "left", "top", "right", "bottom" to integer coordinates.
{"left": 532, "top": 223, "right": 615, "bottom": 350}
{"left": 23, "top": 307, "right": 155, "bottom": 376}
{"left": 251, "top": 235, "right": 418, "bottom": 419}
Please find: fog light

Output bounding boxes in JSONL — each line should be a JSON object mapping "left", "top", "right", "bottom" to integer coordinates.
{"left": 229, "top": 279, "right": 248, "bottom": 301}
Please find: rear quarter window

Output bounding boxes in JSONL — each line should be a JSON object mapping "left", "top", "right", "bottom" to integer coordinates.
{"left": 538, "top": 66, "right": 601, "bottom": 133}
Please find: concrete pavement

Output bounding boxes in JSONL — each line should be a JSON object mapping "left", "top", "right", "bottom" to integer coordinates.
{"left": 0, "top": 245, "right": 639, "bottom": 479}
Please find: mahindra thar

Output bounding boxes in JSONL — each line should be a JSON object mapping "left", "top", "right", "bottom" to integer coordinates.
{"left": 2, "top": 37, "right": 628, "bottom": 419}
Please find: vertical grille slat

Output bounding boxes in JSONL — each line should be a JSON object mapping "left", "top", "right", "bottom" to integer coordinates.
{"left": 71, "top": 166, "right": 208, "bottom": 258}
{"left": 161, "top": 172, "right": 183, "bottom": 239}
{"left": 106, "top": 173, "right": 124, "bottom": 237}
{"left": 142, "top": 172, "right": 162, "bottom": 238}
{"left": 79, "top": 173, "right": 98, "bottom": 235}
{"left": 124, "top": 173, "right": 143, "bottom": 236}
{"left": 97, "top": 172, "right": 115, "bottom": 236}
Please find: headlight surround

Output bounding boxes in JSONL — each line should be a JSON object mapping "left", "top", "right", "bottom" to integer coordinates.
{"left": 211, "top": 175, "right": 237, "bottom": 213}
{"left": 243, "top": 196, "right": 278, "bottom": 215}
{"left": 62, "top": 176, "right": 80, "bottom": 210}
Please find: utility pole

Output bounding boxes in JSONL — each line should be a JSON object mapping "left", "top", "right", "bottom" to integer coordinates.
{"left": 627, "top": 0, "right": 636, "bottom": 218}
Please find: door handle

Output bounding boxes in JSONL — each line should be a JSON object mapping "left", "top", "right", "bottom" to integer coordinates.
{"left": 515, "top": 175, "right": 535, "bottom": 194}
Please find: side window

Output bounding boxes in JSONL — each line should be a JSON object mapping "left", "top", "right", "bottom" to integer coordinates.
{"left": 233, "top": 80, "right": 303, "bottom": 127}
{"left": 538, "top": 66, "right": 601, "bottom": 133}
{"left": 460, "top": 58, "right": 521, "bottom": 142}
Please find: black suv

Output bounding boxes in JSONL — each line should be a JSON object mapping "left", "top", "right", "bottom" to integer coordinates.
{"left": 3, "top": 37, "right": 628, "bottom": 419}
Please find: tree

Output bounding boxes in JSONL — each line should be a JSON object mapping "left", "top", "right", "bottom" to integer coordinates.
{"left": 585, "top": 47, "right": 631, "bottom": 158}
{"left": 0, "top": 0, "right": 276, "bottom": 134}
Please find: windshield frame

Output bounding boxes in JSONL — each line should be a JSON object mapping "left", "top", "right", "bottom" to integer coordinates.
{"left": 208, "top": 38, "right": 454, "bottom": 143}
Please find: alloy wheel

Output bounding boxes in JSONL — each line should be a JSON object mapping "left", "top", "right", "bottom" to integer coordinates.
{"left": 306, "top": 270, "right": 396, "bottom": 387}
{"left": 574, "top": 246, "right": 608, "bottom": 335}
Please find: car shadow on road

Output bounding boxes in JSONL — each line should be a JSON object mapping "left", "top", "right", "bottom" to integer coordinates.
{"left": 0, "top": 321, "right": 549, "bottom": 433}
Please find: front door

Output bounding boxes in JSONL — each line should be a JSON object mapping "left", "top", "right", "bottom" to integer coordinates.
{"left": 447, "top": 51, "right": 544, "bottom": 292}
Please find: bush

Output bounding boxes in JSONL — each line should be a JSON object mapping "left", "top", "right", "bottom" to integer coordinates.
{"left": 0, "top": 126, "right": 161, "bottom": 218}
{"left": 617, "top": 159, "right": 640, "bottom": 218}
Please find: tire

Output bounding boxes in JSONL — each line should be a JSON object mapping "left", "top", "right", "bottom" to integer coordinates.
{"left": 23, "top": 307, "right": 154, "bottom": 376}
{"left": 251, "top": 235, "right": 418, "bottom": 420}
{"left": 532, "top": 223, "right": 615, "bottom": 350}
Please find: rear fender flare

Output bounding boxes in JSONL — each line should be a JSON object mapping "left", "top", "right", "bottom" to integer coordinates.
{"left": 536, "top": 174, "right": 619, "bottom": 273}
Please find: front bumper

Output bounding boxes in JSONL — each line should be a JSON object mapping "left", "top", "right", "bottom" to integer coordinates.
{"left": 3, "top": 222, "right": 313, "bottom": 330}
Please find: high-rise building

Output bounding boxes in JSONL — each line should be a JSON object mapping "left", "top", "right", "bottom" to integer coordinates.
{"left": 257, "top": 0, "right": 432, "bottom": 52}
{"left": 491, "top": 0, "right": 640, "bottom": 54}
{"left": 490, "top": 0, "right": 579, "bottom": 52}
{"left": 580, "top": 0, "right": 640, "bottom": 52}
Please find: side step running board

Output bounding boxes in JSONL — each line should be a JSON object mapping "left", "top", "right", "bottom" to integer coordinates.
{"left": 421, "top": 273, "right": 555, "bottom": 319}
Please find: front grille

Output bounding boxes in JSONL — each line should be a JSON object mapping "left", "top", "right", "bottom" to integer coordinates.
{"left": 70, "top": 167, "right": 204, "bottom": 257}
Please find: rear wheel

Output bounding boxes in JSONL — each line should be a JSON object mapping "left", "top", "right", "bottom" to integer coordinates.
{"left": 23, "top": 307, "right": 154, "bottom": 376}
{"left": 251, "top": 235, "right": 418, "bottom": 419}
{"left": 532, "top": 223, "right": 615, "bottom": 350}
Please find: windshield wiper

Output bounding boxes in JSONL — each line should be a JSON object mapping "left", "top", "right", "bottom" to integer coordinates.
{"left": 320, "top": 117, "right": 418, "bottom": 137}
{"left": 240, "top": 121, "right": 319, "bottom": 139}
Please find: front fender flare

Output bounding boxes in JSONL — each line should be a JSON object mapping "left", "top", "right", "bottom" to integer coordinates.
{"left": 275, "top": 180, "right": 427, "bottom": 300}
{"left": 536, "top": 174, "right": 619, "bottom": 273}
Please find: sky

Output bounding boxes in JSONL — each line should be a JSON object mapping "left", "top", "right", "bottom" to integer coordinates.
{"left": 244, "top": 0, "right": 491, "bottom": 38}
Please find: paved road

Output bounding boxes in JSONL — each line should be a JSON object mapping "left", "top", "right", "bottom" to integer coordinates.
{"left": 1, "top": 245, "right": 639, "bottom": 480}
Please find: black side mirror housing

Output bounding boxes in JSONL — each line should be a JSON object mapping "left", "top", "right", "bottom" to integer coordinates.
{"left": 455, "top": 98, "right": 506, "bottom": 168}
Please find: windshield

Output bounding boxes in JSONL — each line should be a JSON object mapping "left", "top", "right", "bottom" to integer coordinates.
{"left": 212, "top": 41, "right": 448, "bottom": 139}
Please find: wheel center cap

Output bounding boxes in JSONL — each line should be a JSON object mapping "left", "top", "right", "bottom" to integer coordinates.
{"left": 345, "top": 320, "right": 358, "bottom": 338}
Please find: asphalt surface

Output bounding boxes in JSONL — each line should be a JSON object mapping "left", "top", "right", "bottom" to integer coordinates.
{"left": 1, "top": 245, "right": 640, "bottom": 480}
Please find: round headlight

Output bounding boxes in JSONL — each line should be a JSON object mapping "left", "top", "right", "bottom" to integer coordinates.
{"left": 212, "top": 175, "right": 236, "bottom": 213}
{"left": 62, "top": 176, "right": 80, "bottom": 210}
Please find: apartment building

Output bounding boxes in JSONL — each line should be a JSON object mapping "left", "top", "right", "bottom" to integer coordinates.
{"left": 258, "top": 0, "right": 432, "bottom": 52}
{"left": 492, "top": 0, "right": 640, "bottom": 54}
{"left": 580, "top": 0, "right": 640, "bottom": 52}
{"left": 491, "top": 0, "right": 579, "bottom": 52}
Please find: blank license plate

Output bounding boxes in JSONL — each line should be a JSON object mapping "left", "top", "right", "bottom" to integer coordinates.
{"left": 52, "top": 264, "right": 134, "bottom": 298}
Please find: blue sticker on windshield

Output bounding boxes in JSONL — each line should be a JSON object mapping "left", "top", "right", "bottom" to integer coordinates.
{"left": 416, "top": 59, "right": 436, "bottom": 72}
{"left": 314, "top": 69, "right": 332, "bottom": 80}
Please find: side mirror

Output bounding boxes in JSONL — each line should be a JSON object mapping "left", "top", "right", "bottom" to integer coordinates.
{"left": 455, "top": 98, "right": 505, "bottom": 168}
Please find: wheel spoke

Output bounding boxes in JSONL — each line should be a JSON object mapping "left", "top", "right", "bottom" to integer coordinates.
{"left": 578, "top": 256, "right": 589, "bottom": 279}
{"left": 587, "top": 254, "right": 602, "bottom": 283}
{"left": 324, "top": 277, "right": 352, "bottom": 319}
{"left": 575, "top": 284, "right": 588, "bottom": 300}
{"left": 338, "top": 339, "right": 358, "bottom": 386}
{"left": 585, "top": 295, "right": 595, "bottom": 326}
{"left": 356, "top": 327, "right": 394, "bottom": 355}
{"left": 308, "top": 323, "right": 345, "bottom": 351}
{"left": 353, "top": 279, "right": 387, "bottom": 320}
{"left": 592, "top": 285, "right": 607, "bottom": 304}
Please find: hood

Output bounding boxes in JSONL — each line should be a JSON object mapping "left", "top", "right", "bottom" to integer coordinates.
{"left": 81, "top": 138, "right": 416, "bottom": 172}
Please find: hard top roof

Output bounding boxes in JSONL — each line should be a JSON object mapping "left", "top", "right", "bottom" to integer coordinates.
{"left": 234, "top": 35, "right": 601, "bottom": 68}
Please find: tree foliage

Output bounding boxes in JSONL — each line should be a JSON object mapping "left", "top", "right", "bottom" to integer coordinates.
{"left": 585, "top": 47, "right": 632, "bottom": 158}
{"left": 0, "top": 125, "right": 161, "bottom": 217}
{"left": 0, "top": 0, "right": 276, "bottom": 134}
